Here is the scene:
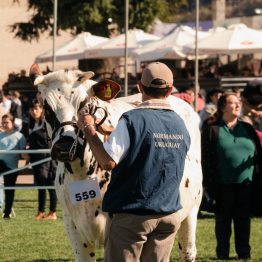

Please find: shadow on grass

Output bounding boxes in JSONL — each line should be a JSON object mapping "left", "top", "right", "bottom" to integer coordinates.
{"left": 15, "top": 199, "right": 37, "bottom": 203}
{"left": 193, "top": 256, "right": 239, "bottom": 261}
{"left": 198, "top": 211, "right": 215, "bottom": 219}
{"left": 28, "top": 258, "right": 104, "bottom": 262}
{"left": 7, "top": 260, "right": 72, "bottom": 262}
{"left": 170, "top": 257, "right": 217, "bottom": 262}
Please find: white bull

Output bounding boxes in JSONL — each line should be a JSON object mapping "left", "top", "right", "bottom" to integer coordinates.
{"left": 29, "top": 64, "right": 202, "bottom": 262}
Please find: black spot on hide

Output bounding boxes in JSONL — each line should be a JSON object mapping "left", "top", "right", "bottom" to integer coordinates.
{"left": 89, "top": 252, "right": 95, "bottom": 257}
{"left": 83, "top": 243, "right": 88, "bottom": 248}
{"left": 99, "top": 171, "right": 111, "bottom": 189}
{"left": 65, "top": 162, "right": 73, "bottom": 174}
{"left": 43, "top": 101, "right": 60, "bottom": 131}
{"left": 59, "top": 174, "right": 63, "bottom": 185}
{"left": 86, "top": 162, "right": 96, "bottom": 176}
{"left": 95, "top": 210, "right": 99, "bottom": 216}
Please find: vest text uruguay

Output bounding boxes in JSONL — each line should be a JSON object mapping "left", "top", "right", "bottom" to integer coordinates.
{"left": 153, "top": 133, "right": 184, "bottom": 148}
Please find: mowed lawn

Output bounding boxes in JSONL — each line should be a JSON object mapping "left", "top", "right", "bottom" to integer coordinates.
{"left": 0, "top": 190, "right": 262, "bottom": 262}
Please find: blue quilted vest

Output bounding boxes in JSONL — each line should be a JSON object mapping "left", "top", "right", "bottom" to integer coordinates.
{"left": 102, "top": 108, "right": 190, "bottom": 215}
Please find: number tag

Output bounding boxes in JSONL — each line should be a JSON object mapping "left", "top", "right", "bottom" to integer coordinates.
{"left": 69, "top": 177, "right": 101, "bottom": 204}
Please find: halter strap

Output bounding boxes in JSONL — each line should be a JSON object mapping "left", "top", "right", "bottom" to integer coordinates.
{"left": 52, "top": 121, "right": 77, "bottom": 140}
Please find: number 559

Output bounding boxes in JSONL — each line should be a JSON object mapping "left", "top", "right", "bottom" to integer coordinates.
{"left": 75, "top": 190, "right": 96, "bottom": 202}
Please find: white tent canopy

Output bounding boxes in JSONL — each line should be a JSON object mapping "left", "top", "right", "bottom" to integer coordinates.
{"left": 184, "top": 23, "right": 262, "bottom": 56}
{"left": 35, "top": 32, "right": 109, "bottom": 63}
{"left": 131, "top": 25, "right": 210, "bottom": 61}
{"left": 84, "top": 29, "right": 160, "bottom": 59}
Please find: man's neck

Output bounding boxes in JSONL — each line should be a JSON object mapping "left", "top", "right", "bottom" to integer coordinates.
{"left": 142, "top": 93, "right": 166, "bottom": 102}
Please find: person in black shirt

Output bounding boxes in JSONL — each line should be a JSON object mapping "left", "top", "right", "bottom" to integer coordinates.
{"left": 28, "top": 98, "right": 57, "bottom": 220}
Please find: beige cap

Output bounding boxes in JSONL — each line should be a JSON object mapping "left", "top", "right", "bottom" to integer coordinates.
{"left": 141, "top": 62, "right": 173, "bottom": 88}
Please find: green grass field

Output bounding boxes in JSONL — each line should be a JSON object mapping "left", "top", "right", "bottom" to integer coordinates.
{"left": 0, "top": 190, "right": 262, "bottom": 261}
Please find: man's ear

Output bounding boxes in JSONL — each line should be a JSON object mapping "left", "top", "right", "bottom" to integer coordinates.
{"left": 137, "top": 81, "right": 143, "bottom": 93}
{"left": 165, "top": 87, "right": 173, "bottom": 97}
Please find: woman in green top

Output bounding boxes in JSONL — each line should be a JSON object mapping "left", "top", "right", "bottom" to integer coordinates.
{"left": 201, "top": 93, "right": 262, "bottom": 260}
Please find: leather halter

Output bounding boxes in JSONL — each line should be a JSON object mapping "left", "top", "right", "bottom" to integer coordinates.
{"left": 52, "top": 121, "right": 78, "bottom": 141}
{"left": 51, "top": 103, "right": 108, "bottom": 164}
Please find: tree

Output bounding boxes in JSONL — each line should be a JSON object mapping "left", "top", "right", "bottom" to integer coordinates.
{"left": 9, "top": 0, "right": 188, "bottom": 72}
{"left": 10, "top": 0, "right": 188, "bottom": 41}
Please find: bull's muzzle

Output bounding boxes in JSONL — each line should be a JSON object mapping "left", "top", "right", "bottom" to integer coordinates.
{"left": 51, "top": 136, "right": 81, "bottom": 162}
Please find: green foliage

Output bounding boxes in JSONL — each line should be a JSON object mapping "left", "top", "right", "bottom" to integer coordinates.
{"left": 1, "top": 190, "right": 262, "bottom": 261}
{"left": 10, "top": 0, "right": 116, "bottom": 41}
{"left": 9, "top": 0, "right": 187, "bottom": 41}
{"left": 112, "top": 0, "right": 163, "bottom": 32}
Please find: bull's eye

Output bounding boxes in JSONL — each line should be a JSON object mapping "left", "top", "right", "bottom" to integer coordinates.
{"left": 77, "top": 76, "right": 83, "bottom": 82}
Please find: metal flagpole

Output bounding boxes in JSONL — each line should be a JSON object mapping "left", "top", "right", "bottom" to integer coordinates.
{"left": 194, "top": 0, "right": 199, "bottom": 112}
{"left": 52, "top": 0, "right": 58, "bottom": 71}
{"left": 124, "top": 0, "right": 129, "bottom": 96}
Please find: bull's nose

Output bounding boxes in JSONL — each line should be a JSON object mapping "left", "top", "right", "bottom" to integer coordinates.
{"left": 51, "top": 136, "right": 79, "bottom": 162}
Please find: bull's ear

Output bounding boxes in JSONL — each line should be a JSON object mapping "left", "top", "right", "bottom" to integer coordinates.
{"left": 80, "top": 71, "right": 95, "bottom": 83}
{"left": 29, "top": 64, "right": 42, "bottom": 86}
{"left": 92, "top": 79, "right": 121, "bottom": 101}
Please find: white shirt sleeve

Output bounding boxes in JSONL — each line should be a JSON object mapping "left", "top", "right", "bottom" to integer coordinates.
{"left": 103, "top": 119, "right": 130, "bottom": 164}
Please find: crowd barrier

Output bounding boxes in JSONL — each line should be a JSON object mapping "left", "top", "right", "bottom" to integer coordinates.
{"left": 0, "top": 149, "right": 55, "bottom": 190}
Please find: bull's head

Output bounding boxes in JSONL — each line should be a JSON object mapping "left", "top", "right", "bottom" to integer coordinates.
{"left": 29, "top": 64, "right": 121, "bottom": 164}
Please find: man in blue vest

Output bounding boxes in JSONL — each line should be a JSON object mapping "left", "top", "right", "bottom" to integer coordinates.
{"left": 78, "top": 62, "right": 191, "bottom": 262}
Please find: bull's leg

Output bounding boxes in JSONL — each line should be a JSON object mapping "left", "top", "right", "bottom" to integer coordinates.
{"left": 62, "top": 210, "right": 97, "bottom": 262}
{"left": 177, "top": 205, "right": 199, "bottom": 262}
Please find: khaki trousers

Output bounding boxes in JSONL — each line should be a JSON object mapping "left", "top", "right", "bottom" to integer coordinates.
{"left": 104, "top": 212, "right": 181, "bottom": 262}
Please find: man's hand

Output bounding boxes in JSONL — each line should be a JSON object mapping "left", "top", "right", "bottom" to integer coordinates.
{"left": 77, "top": 107, "right": 96, "bottom": 137}
{"left": 77, "top": 107, "right": 116, "bottom": 171}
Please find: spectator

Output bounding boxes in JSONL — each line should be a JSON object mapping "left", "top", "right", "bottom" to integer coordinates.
{"left": 205, "top": 62, "right": 218, "bottom": 78}
{"left": 171, "top": 86, "right": 194, "bottom": 106}
{"left": 0, "top": 90, "right": 6, "bottom": 127}
{"left": 111, "top": 67, "right": 120, "bottom": 80}
{"left": 201, "top": 93, "right": 262, "bottom": 260}
{"left": 241, "top": 80, "right": 262, "bottom": 132}
{"left": 10, "top": 91, "right": 23, "bottom": 131}
{"left": 181, "top": 82, "right": 205, "bottom": 112}
{"left": 20, "top": 94, "right": 31, "bottom": 140}
{"left": 0, "top": 165, "right": 5, "bottom": 211}
{"left": 28, "top": 98, "right": 57, "bottom": 220}
{"left": 77, "top": 62, "right": 190, "bottom": 261}
{"left": 240, "top": 80, "right": 262, "bottom": 217}
{"left": 231, "top": 87, "right": 241, "bottom": 98}
{"left": 199, "top": 87, "right": 224, "bottom": 128}
{"left": 0, "top": 91, "right": 12, "bottom": 115}
{"left": 0, "top": 113, "right": 27, "bottom": 219}
{"left": 10, "top": 91, "right": 22, "bottom": 120}
{"left": 0, "top": 90, "right": 5, "bottom": 209}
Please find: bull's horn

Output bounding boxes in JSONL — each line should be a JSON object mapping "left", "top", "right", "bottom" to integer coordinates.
{"left": 29, "top": 64, "right": 43, "bottom": 86}
{"left": 34, "top": 75, "right": 45, "bottom": 86}
{"left": 80, "top": 71, "right": 95, "bottom": 83}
